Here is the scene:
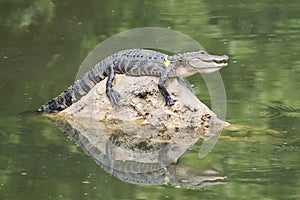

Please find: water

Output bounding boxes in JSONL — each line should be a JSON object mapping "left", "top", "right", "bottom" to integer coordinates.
{"left": 0, "top": 0, "right": 299, "bottom": 199}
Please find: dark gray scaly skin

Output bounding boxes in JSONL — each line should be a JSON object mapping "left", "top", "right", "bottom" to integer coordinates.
{"left": 39, "top": 49, "right": 229, "bottom": 113}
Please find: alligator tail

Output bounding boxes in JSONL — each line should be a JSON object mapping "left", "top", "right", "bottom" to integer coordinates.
{"left": 38, "top": 66, "right": 106, "bottom": 113}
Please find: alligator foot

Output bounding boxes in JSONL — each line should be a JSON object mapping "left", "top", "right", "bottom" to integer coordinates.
{"left": 107, "top": 90, "right": 121, "bottom": 107}
{"left": 109, "top": 135, "right": 121, "bottom": 148}
{"left": 166, "top": 96, "right": 175, "bottom": 106}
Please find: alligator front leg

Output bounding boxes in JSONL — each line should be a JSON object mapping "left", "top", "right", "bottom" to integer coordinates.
{"left": 106, "top": 62, "right": 120, "bottom": 107}
{"left": 158, "top": 66, "right": 175, "bottom": 106}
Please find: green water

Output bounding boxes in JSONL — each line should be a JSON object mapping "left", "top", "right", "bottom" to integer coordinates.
{"left": 1, "top": 0, "right": 299, "bottom": 199}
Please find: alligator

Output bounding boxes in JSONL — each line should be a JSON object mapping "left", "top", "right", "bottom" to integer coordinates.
{"left": 39, "top": 49, "right": 229, "bottom": 113}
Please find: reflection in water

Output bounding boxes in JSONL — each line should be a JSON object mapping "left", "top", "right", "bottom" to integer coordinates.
{"left": 54, "top": 117, "right": 227, "bottom": 189}
{"left": 266, "top": 101, "right": 300, "bottom": 119}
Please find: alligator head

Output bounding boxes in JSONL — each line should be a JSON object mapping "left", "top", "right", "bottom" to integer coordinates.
{"left": 173, "top": 49, "right": 229, "bottom": 77}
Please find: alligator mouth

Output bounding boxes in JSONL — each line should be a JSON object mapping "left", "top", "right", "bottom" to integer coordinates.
{"left": 214, "top": 60, "right": 228, "bottom": 67}
{"left": 205, "top": 55, "right": 229, "bottom": 68}
{"left": 194, "top": 55, "right": 229, "bottom": 73}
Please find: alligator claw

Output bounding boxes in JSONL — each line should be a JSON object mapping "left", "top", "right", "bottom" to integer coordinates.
{"left": 109, "top": 135, "right": 121, "bottom": 147}
{"left": 166, "top": 97, "right": 175, "bottom": 106}
{"left": 109, "top": 90, "right": 121, "bottom": 107}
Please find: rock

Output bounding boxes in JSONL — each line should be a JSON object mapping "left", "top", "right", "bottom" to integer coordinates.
{"left": 57, "top": 75, "right": 229, "bottom": 130}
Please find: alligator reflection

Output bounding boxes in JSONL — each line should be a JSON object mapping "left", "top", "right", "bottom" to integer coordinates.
{"left": 55, "top": 117, "right": 226, "bottom": 189}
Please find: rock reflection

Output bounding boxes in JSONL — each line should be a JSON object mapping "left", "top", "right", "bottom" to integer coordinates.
{"left": 54, "top": 117, "right": 226, "bottom": 189}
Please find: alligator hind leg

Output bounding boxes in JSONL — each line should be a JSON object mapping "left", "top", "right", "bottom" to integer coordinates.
{"left": 106, "top": 63, "right": 120, "bottom": 107}
{"left": 158, "top": 66, "right": 175, "bottom": 106}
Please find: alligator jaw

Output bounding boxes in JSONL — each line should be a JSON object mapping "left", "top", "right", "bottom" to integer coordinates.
{"left": 184, "top": 49, "right": 229, "bottom": 74}
{"left": 194, "top": 54, "right": 229, "bottom": 73}
{"left": 212, "top": 55, "right": 229, "bottom": 66}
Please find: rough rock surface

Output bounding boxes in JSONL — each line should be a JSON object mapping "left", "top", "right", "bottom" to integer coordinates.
{"left": 58, "top": 75, "right": 228, "bottom": 130}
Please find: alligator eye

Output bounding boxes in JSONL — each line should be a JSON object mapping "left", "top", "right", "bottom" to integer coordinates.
{"left": 199, "top": 50, "right": 206, "bottom": 54}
